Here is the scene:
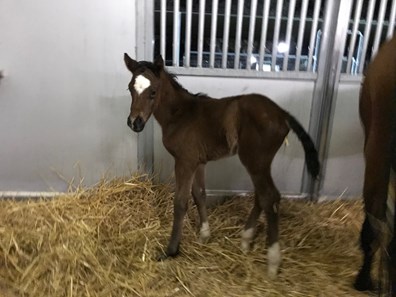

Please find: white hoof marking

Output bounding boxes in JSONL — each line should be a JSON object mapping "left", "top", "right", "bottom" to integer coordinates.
{"left": 241, "top": 228, "right": 255, "bottom": 253}
{"left": 267, "top": 242, "right": 281, "bottom": 279}
{"left": 199, "top": 222, "right": 210, "bottom": 242}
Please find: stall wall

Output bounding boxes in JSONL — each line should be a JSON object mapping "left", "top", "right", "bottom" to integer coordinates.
{"left": 0, "top": 1, "right": 367, "bottom": 198}
{"left": 0, "top": 0, "right": 138, "bottom": 192}
{"left": 321, "top": 81, "right": 365, "bottom": 198}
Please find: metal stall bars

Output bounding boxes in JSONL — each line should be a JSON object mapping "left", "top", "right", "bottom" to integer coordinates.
{"left": 147, "top": 0, "right": 396, "bottom": 196}
{"left": 154, "top": 0, "right": 323, "bottom": 78}
{"left": 341, "top": 0, "right": 396, "bottom": 77}
{"left": 304, "top": 0, "right": 396, "bottom": 197}
{"left": 149, "top": 1, "right": 326, "bottom": 196}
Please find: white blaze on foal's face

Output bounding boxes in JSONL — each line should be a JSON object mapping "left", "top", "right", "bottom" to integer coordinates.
{"left": 134, "top": 75, "right": 151, "bottom": 95}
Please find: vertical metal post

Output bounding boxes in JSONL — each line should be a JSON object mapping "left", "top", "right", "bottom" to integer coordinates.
{"left": 197, "top": 0, "right": 206, "bottom": 68}
{"left": 246, "top": 0, "right": 258, "bottom": 70}
{"left": 135, "top": 0, "right": 155, "bottom": 173}
{"left": 172, "top": 0, "right": 180, "bottom": 66}
{"left": 372, "top": 0, "right": 388, "bottom": 56}
{"left": 160, "top": 0, "right": 166, "bottom": 59}
{"left": 346, "top": 0, "right": 363, "bottom": 74}
{"left": 234, "top": 0, "right": 244, "bottom": 69}
{"left": 307, "top": 0, "right": 322, "bottom": 72}
{"left": 359, "top": 0, "right": 375, "bottom": 74}
{"left": 185, "top": 0, "right": 192, "bottom": 67}
{"left": 294, "top": 0, "right": 308, "bottom": 71}
{"left": 258, "top": 0, "right": 270, "bottom": 71}
{"left": 387, "top": 0, "right": 396, "bottom": 39}
{"left": 271, "top": 0, "right": 283, "bottom": 71}
{"left": 221, "top": 0, "right": 231, "bottom": 69}
{"left": 301, "top": 0, "right": 353, "bottom": 198}
{"left": 283, "top": 0, "right": 296, "bottom": 71}
{"left": 209, "top": 0, "right": 219, "bottom": 68}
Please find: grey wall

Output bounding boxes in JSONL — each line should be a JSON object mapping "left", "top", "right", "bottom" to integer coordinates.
{"left": 0, "top": 1, "right": 366, "bottom": 197}
{"left": 321, "top": 80, "right": 365, "bottom": 198}
{"left": 0, "top": 0, "right": 138, "bottom": 192}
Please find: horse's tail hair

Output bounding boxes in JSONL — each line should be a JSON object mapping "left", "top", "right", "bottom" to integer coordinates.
{"left": 286, "top": 115, "right": 320, "bottom": 179}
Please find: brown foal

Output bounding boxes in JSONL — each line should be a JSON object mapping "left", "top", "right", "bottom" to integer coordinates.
{"left": 124, "top": 53, "right": 319, "bottom": 278}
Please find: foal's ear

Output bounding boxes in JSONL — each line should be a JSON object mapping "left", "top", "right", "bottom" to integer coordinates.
{"left": 154, "top": 55, "right": 164, "bottom": 70}
{"left": 124, "top": 53, "right": 139, "bottom": 73}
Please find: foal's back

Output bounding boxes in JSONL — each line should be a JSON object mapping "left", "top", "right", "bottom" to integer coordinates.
{"left": 167, "top": 94, "right": 290, "bottom": 163}
{"left": 200, "top": 93, "right": 289, "bottom": 130}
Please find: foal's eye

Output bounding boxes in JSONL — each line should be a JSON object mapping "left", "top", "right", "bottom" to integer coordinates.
{"left": 150, "top": 90, "right": 156, "bottom": 99}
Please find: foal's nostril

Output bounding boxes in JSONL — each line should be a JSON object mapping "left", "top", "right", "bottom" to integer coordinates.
{"left": 127, "top": 116, "right": 132, "bottom": 128}
{"left": 132, "top": 116, "right": 145, "bottom": 132}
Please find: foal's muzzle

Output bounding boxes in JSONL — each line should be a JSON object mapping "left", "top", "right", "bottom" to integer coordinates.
{"left": 127, "top": 116, "right": 145, "bottom": 132}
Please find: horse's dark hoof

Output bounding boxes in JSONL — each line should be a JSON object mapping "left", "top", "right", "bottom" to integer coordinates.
{"left": 354, "top": 271, "right": 374, "bottom": 291}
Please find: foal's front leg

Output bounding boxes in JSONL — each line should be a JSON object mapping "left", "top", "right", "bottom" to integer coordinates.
{"left": 192, "top": 165, "right": 210, "bottom": 243}
{"left": 159, "top": 161, "right": 196, "bottom": 259}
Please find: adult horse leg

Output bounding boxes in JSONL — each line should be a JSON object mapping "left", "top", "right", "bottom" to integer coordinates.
{"left": 355, "top": 131, "right": 390, "bottom": 291}
{"left": 388, "top": 173, "right": 396, "bottom": 296}
{"left": 388, "top": 128, "right": 396, "bottom": 296}
{"left": 159, "top": 160, "right": 197, "bottom": 259}
{"left": 389, "top": 222, "right": 396, "bottom": 297}
{"left": 355, "top": 161, "right": 389, "bottom": 290}
{"left": 354, "top": 216, "right": 377, "bottom": 290}
{"left": 191, "top": 164, "right": 210, "bottom": 243}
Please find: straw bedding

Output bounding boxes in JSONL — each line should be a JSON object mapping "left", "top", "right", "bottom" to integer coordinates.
{"left": 0, "top": 176, "right": 374, "bottom": 297}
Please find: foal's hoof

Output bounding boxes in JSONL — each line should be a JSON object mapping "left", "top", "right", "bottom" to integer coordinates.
{"left": 353, "top": 271, "right": 374, "bottom": 291}
{"left": 199, "top": 233, "right": 210, "bottom": 244}
{"left": 240, "top": 228, "right": 255, "bottom": 254}
{"left": 240, "top": 240, "right": 251, "bottom": 254}
{"left": 156, "top": 249, "right": 179, "bottom": 261}
{"left": 267, "top": 266, "right": 279, "bottom": 280}
{"left": 199, "top": 236, "right": 210, "bottom": 244}
{"left": 199, "top": 223, "right": 211, "bottom": 244}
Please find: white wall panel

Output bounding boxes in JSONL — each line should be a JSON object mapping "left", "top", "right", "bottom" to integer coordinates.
{"left": 0, "top": 0, "right": 138, "bottom": 192}
{"left": 320, "top": 81, "right": 365, "bottom": 198}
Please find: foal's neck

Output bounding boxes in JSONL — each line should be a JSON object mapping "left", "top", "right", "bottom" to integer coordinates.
{"left": 153, "top": 72, "right": 196, "bottom": 130}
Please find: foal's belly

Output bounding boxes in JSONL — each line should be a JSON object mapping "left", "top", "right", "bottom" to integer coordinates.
{"left": 205, "top": 140, "right": 238, "bottom": 162}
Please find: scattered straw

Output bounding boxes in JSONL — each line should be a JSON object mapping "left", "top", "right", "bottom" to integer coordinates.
{"left": 0, "top": 175, "right": 374, "bottom": 296}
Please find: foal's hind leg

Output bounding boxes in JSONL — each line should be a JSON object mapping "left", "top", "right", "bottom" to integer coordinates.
{"left": 241, "top": 196, "right": 262, "bottom": 253}
{"left": 251, "top": 174, "right": 282, "bottom": 279}
{"left": 192, "top": 165, "right": 210, "bottom": 243}
{"left": 241, "top": 167, "right": 281, "bottom": 278}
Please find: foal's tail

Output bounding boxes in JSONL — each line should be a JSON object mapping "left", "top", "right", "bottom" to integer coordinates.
{"left": 286, "top": 115, "right": 320, "bottom": 179}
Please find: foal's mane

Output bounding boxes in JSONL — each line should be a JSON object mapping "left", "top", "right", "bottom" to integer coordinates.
{"left": 140, "top": 60, "right": 206, "bottom": 98}
{"left": 165, "top": 70, "right": 207, "bottom": 98}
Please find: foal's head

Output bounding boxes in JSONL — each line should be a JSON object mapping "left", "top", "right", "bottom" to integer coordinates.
{"left": 124, "top": 53, "right": 164, "bottom": 132}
